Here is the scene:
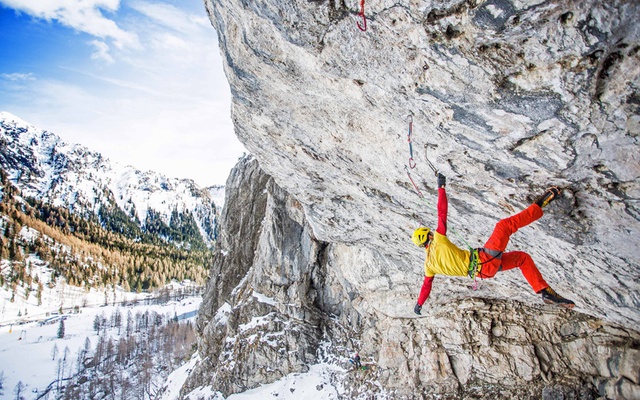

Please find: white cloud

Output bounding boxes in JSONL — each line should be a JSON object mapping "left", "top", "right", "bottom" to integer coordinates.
{"left": 90, "top": 40, "right": 115, "bottom": 64}
{"left": 151, "top": 32, "right": 189, "bottom": 53}
{"left": 129, "top": 1, "right": 208, "bottom": 34}
{"left": 1, "top": 73, "right": 35, "bottom": 81}
{"left": 0, "top": 0, "right": 245, "bottom": 187}
{"left": 0, "top": 0, "right": 139, "bottom": 49}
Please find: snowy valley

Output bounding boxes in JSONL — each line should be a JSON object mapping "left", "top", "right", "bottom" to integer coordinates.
{"left": 0, "top": 276, "right": 202, "bottom": 400}
{"left": 0, "top": 113, "right": 220, "bottom": 399}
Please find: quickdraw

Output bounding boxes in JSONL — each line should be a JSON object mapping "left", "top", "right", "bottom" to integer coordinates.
{"left": 407, "top": 115, "right": 416, "bottom": 169}
{"left": 404, "top": 165, "right": 425, "bottom": 200}
{"left": 406, "top": 114, "right": 438, "bottom": 174}
{"left": 357, "top": 0, "right": 367, "bottom": 31}
{"left": 403, "top": 115, "right": 435, "bottom": 208}
{"left": 424, "top": 144, "right": 438, "bottom": 176}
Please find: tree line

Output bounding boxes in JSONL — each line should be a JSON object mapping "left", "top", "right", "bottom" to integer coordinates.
{"left": 37, "top": 308, "right": 197, "bottom": 400}
{"left": 0, "top": 168, "right": 213, "bottom": 296}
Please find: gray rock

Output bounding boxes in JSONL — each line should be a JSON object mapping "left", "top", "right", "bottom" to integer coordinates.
{"left": 184, "top": 0, "right": 640, "bottom": 398}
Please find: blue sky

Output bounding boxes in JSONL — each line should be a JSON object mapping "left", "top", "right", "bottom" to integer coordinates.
{"left": 0, "top": 0, "right": 245, "bottom": 187}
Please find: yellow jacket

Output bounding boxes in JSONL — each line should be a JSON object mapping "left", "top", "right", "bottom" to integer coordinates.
{"left": 424, "top": 232, "right": 470, "bottom": 277}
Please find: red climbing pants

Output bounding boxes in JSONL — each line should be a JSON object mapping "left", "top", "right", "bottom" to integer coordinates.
{"left": 478, "top": 204, "right": 549, "bottom": 293}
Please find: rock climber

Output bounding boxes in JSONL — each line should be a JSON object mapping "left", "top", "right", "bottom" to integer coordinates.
{"left": 412, "top": 173, "right": 575, "bottom": 315}
{"left": 353, "top": 353, "right": 362, "bottom": 369}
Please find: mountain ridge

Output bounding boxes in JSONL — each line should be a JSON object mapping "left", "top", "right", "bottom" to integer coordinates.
{"left": 0, "top": 111, "right": 221, "bottom": 250}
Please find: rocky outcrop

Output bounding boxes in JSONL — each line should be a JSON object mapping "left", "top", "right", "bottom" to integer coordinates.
{"left": 185, "top": 0, "right": 640, "bottom": 398}
{"left": 184, "top": 156, "right": 343, "bottom": 394}
{"left": 185, "top": 156, "right": 640, "bottom": 399}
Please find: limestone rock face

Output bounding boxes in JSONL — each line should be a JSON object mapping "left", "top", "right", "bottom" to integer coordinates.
{"left": 185, "top": 156, "right": 640, "bottom": 399}
{"left": 184, "top": 157, "right": 352, "bottom": 395}
{"left": 186, "top": 0, "right": 640, "bottom": 398}
{"left": 205, "top": 0, "right": 640, "bottom": 327}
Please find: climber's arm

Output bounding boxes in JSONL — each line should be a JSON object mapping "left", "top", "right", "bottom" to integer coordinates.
{"left": 417, "top": 275, "right": 434, "bottom": 306}
{"left": 437, "top": 186, "right": 447, "bottom": 235}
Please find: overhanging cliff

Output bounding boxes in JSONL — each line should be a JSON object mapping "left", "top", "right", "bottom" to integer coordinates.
{"left": 184, "top": 0, "right": 640, "bottom": 398}
{"left": 206, "top": 0, "right": 639, "bottom": 327}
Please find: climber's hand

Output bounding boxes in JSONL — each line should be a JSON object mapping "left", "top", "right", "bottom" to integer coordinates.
{"left": 437, "top": 173, "right": 446, "bottom": 188}
{"left": 414, "top": 303, "right": 422, "bottom": 315}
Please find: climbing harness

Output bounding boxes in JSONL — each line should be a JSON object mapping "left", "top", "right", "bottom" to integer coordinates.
{"left": 356, "top": 0, "right": 367, "bottom": 31}
{"left": 468, "top": 249, "right": 481, "bottom": 290}
{"left": 407, "top": 115, "right": 416, "bottom": 169}
{"left": 468, "top": 248, "right": 503, "bottom": 290}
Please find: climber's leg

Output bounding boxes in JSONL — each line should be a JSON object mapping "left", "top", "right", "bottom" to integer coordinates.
{"left": 483, "top": 204, "right": 543, "bottom": 253}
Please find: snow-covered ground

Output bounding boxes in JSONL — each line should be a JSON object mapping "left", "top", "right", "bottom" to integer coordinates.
{"left": 163, "top": 339, "right": 370, "bottom": 400}
{"left": 0, "top": 274, "right": 202, "bottom": 399}
{"left": 0, "top": 251, "right": 199, "bottom": 327}
{"left": 1, "top": 291, "right": 359, "bottom": 400}
{"left": 1, "top": 255, "right": 361, "bottom": 400}
{"left": 178, "top": 363, "right": 347, "bottom": 400}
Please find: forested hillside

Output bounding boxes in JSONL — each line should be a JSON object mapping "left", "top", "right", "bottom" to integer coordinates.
{"left": 43, "top": 306, "right": 198, "bottom": 400}
{"left": 0, "top": 168, "right": 212, "bottom": 295}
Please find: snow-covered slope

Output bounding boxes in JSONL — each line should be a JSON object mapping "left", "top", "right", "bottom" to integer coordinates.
{"left": 207, "top": 185, "right": 226, "bottom": 212}
{"left": 0, "top": 111, "right": 218, "bottom": 247}
{"left": 0, "top": 278, "right": 202, "bottom": 400}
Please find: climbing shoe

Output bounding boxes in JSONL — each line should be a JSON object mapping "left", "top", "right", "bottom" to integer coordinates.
{"left": 535, "top": 187, "right": 561, "bottom": 208}
{"left": 540, "top": 287, "right": 575, "bottom": 309}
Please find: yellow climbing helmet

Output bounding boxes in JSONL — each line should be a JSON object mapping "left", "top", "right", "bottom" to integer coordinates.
{"left": 412, "top": 227, "right": 431, "bottom": 247}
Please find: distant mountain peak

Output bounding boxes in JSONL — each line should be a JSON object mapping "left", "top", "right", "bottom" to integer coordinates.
{"left": 0, "top": 111, "right": 219, "bottom": 249}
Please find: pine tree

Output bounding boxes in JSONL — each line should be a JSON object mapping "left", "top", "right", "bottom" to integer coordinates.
{"left": 57, "top": 319, "right": 65, "bottom": 339}
{"left": 13, "top": 381, "right": 25, "bottom": 400}
{"left": 79, "top": 337, "right": 91, "bottom": 370}
{"left": 114, "top": 309, "right": 122, "bottom": 335}
{"left": 93, "top": 315, "right": 101, "bottom": 334}
{"left": 126, "top": 311, "right": 133, "bottom": 337}
{"left": 36, "top": 282, "right": 43, "bottom": 305}
{"left": 51, "top": 343, "right": 59, "bottom": 360}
